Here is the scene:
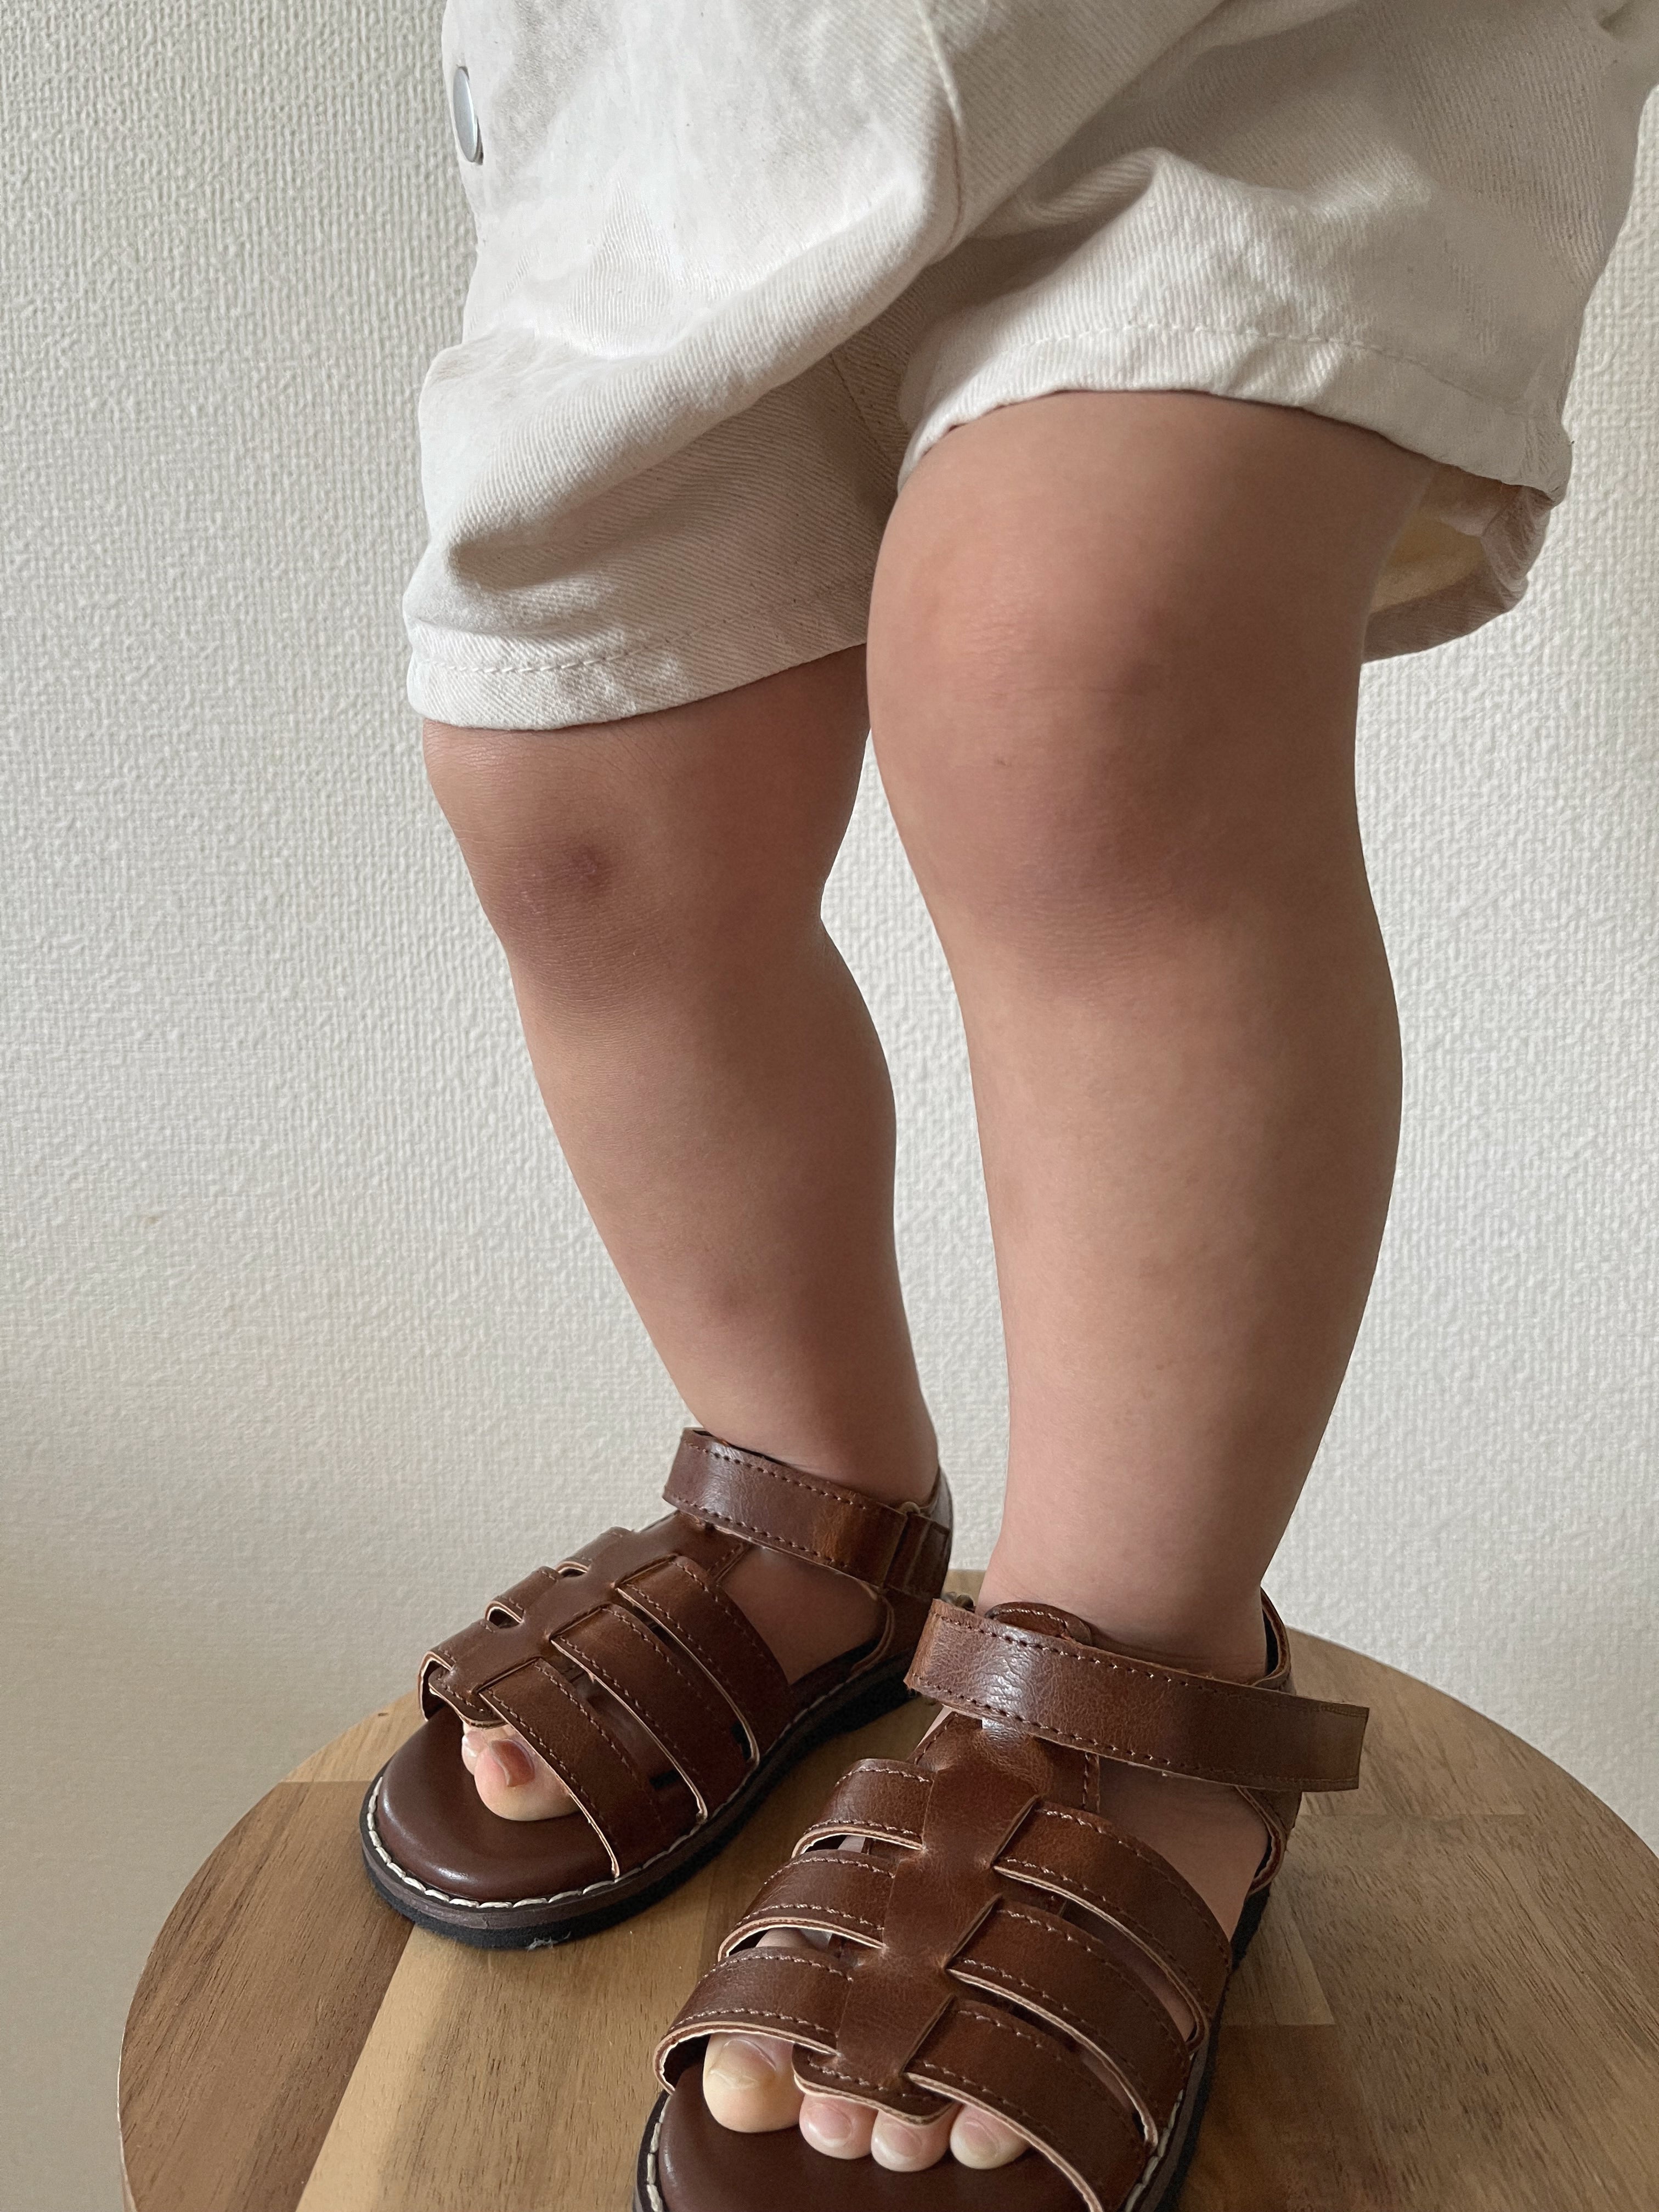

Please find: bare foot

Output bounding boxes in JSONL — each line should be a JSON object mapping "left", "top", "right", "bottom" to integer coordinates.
{"left": 462, "top": 1544, "right": 889, "bottom": 1819}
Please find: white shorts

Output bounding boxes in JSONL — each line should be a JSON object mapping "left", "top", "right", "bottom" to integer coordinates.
{"left": 404, "top": 0, "right": 1659, "bottom": 731}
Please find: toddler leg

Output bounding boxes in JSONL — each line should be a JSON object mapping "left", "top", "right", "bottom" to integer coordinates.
{"left": 874, "top": 391, "right": 1430, "bottom": 1677}
{"left": 425, "top": 648, "right": 938, "bottom": 1816}
{"left": 702, "top": 390, "right": 1434, "bottom": 2170}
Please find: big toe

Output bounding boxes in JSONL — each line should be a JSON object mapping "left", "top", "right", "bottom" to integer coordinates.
{"left": 702, "top": 2035, "right": 804, "bottom": 2133}
{"left": 460, "top": 1723, "right": 577, "bottom": 1820}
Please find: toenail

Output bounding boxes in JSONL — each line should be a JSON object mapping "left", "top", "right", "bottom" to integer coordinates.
{"left": 952, "top": 2112, "right": 1008, "bottom": 2164}
{"left": 872, "top": 2118, "right": 932, "bottom": 2169}
{"left": 803, "top": 2101, "right": 857, "bottom": 2150}
{"left": 706, "top": 2038, "right": 780, "bottom": 2092}
{"left": 488, "top": 1740, "right": 535, "bottom": 1788}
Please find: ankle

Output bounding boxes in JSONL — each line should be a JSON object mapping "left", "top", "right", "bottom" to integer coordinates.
{"left": 979, "top": 1545, "right": 1269, "bottom": 1683}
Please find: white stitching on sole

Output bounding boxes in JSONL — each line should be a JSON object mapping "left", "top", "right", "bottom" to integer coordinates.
{"left": 641, "top": 2100, "right": 667, "bottom": 2212}
{"left": 364, "top": 1778, "right": 635, "bottom": 1911}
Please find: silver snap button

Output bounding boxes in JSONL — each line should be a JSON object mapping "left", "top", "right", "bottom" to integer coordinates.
{"left": 452, "top": 66, "right": 483, "bottom": 163}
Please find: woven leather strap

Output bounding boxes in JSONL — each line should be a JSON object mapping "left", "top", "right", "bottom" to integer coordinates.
{"left": 664, "top": 1427, "right": 952, "bottom": 1594}
{"left": 658, "top": 1750, "right": 1171, "bottom": 2212}
{"left": 906, "top": 1598, "right": 1368, "bottom": 1793}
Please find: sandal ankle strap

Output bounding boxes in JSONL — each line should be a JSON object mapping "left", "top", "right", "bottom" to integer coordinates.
{"left": 664, "top": 1427, "right": 952, "bottom": 1597}
{"left": 905, "top": 1596, "right": 1368, "bottom": 1795}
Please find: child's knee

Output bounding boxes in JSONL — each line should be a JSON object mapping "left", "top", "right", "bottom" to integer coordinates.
{"left": 868, "top": 577, "right": 1359, "bottom": 970}
{"left": 420, "top": 712, "right": 847, "bottom": 1007}
{"left": 421, "top": 718, "right": 680, "bottom": 993}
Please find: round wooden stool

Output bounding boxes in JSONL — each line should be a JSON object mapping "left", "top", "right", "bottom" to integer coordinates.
{"left": 120, "top": 1587, "right": 1659, "bottom": 2211}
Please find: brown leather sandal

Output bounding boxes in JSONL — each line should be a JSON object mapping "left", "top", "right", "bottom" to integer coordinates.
{"left": 359, "top": 1427, "right": 953, "bottom": 1948}
{"left": 637, "top": 1591, "right": 1367, "bottom": 2210}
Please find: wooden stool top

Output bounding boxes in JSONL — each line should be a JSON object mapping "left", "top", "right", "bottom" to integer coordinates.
{"left": 120, "top": 1584, "right": 1659, "bottom": 2212}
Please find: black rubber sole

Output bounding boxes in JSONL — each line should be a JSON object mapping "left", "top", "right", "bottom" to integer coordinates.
{"left": 631, "top": 1880, "right": 1274, "bottom": 2211}
{"left": 360, "top": 1661, "right": 917, "bottom": 1950}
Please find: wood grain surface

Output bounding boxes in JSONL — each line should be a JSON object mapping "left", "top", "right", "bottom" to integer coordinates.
{"left": 120, "top": 1582, "right": 1659, "bottom": 2211}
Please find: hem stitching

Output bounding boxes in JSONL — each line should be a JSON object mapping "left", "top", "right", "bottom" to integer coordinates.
{"left": 410, "top": 563, "right": 874, "bottom": 680}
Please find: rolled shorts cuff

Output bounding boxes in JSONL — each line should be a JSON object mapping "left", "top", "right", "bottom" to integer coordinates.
{"left": 406, "top": 567, "right": 876, "bottom": 730}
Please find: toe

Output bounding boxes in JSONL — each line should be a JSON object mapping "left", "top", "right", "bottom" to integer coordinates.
{"left": 871, "top": 2106, "right": 955, "bottom": 2171}
{"left": 703, "top": 1932, "right": 818, "bottom": 2136}
{"left": 702, "top": 2035, "right": 804, "bottom": 2134}
{"left": 461, "top": 1724, "right": 577, "bottom": 1820}
{"left": 799, "top": 2095, "right": 876, "bottom": 2160}
{"left": 950, "top": 2104, "right": 1030, "bottom": 2169}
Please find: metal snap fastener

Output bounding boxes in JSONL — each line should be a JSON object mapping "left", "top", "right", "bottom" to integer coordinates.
{"left": 451, "top": 66, "right": 483, "bottom": 163}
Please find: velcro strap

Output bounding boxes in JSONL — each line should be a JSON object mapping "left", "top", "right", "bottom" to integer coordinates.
{"left": 663, "top": 1428, "right": 943, "bottom": 1592}
{"left": 906, "top": 1601, "right": 1368, "bottom": 1794}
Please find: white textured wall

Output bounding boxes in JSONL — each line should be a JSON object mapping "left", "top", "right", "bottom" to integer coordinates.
{"left": 4, "top": 9, "right": 1657, "bottom": 2209}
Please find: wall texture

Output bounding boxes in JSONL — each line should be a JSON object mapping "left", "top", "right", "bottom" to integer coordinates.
{"left": 4, "top": 9, "right": 1657, "bottom": 2209}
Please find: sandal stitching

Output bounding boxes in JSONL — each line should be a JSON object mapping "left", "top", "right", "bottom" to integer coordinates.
{"left": 623, "top": 1560, "right": 783, "bottom": 1728}
{"left": 731, "top": 1854, "right": 891, "bottom": 1942}
{"left": 802, "top": 1818, "right": 918, "bottom": 1846}
{"left": 1004, "top": 1808, "right": 1229, "bottom": 1970}
{"left": 685, "top": 1503, "right": 879, "bottom": 1577}
{"left": 811, "top": 1762, "right": 928, "bottom": 1801}
{"left": 952, "top": 1955, "right": 1167, "bottom": 2121}
{"left": 930, "top": 1677, "right": 1347, "bottom": 1788}
{"left": 928, "top": 1616, "right": 1362, "bottom": 1722}
{"left": 798, "top": 1764, "right": 930, "bottom": 1847}
{"left": 687, "top": 1441, "right": 906, "bottom": 1524}
{"left": 715, "top": 1945, "right": 849, "bottom": 1980}
{"left": 986, "top": 1904, "right": 1187, "bottom": 2069}
{"left": 997, "top": 1850, "right": 1221, "bottom": 1996}
{"left": 605, "top": 1605, "right": 738, "bottom": 1739}
{"left": 766, "top": 1850, "right": 893, "bottom": 1892}
{"left": 669, "top": 2002, "right": 838, "bottom": 2038}
{"left": 489, "top": 1669, "right": 655, "bottom": 1843}
{"left": 927, "top": 1997, "right": 1152, "bottom": 2155}
{"left": 799, "top": 2056, "right": 928, "bottom": 2101}
{"left": 641, "top": 2102, "right": 666, "bottom": 2212}
{"left": 730, "top": 1900, "right": 885, "bottom": 1940}
{"left": 915, "top": 2051, "right": 1143, "bottom": 2203}
{"left": 678, "top": 1446, "right": 938, "bottom": 1581}
{"left": 915, "top": 2053, "right": 1080, "bottom": 2151}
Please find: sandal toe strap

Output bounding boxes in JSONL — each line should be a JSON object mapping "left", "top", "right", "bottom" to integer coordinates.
{"left": 794, "top": 1764, "right": 1232, "bottom": 2018}
{"left": 719, "top": 1853, "right": 1190, "bottom": 2138}
{"left": 420, "top": 1519, "right": 797, "bottom": 1877}
{"left": 479, "top": 1656, "right": 674, "bottom": 1878}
